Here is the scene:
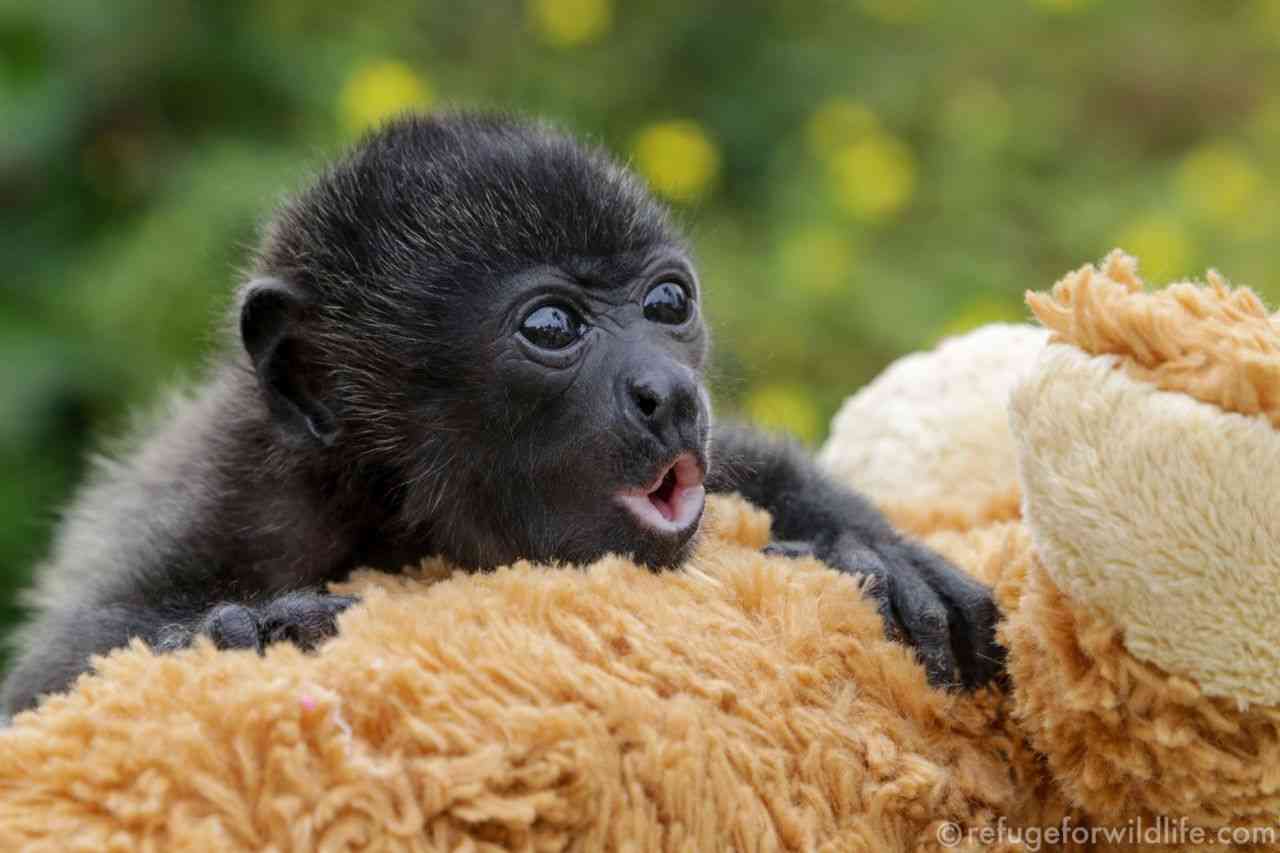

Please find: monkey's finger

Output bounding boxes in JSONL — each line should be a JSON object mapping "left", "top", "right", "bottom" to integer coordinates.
{"left": 867, "top": 581, "right": 904, "bottom": 644}
{"left": 886, "top": 541, "right": 1005, "bottom": 690}
{"left": 200, "top": 603, "right": 263, "bottom": 652}
{"left": 938, "top": 576, "right": 1004, "bottom": 690}
{"left": 832, "top": 544, "right": 905, "bottom": 643}
{"left": 762, "top": 540, "right": 815, "bottom": 559}
{"left": 888, "top": 570, "right": 959, "bottom": 689}
{"left": 259, "top": 592, "right": 358, "bottom": 651}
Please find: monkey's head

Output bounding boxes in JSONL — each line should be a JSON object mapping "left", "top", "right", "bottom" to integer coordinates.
{"left": 240, "top": 113, "right": 711, "bottom": 570}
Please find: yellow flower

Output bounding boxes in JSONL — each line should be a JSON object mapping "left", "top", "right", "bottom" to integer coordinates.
{"left": 1114, "top": 217, "right": 1193, "bottom": 284}
{"left": 745, "top": 384, "right": 821, "bottom": 444}
{"left": 632, "top": 120, "right": 721, "bottom": 203}
{"left": 777, "top": 226, "right": 856, "bottom": 295}
{"left": 527, "top": 0, "right": 612, "bottom": 47}
{"left": 806, "top": 99, "right": 881, "bottom": 162}
{"left": 338, "top": 61, "right": 434, "bottom": 135}
{"left": 829, "top": 132, "right": 917, "bottom": 222}
{"left": 1177, "top": 143, "right": 1263, "bottom": 231}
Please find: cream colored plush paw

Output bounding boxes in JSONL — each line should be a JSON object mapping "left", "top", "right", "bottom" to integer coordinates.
{"left": 1012, "top": 251, "right": 1280, "bottom": 707}
{"left": 819, "top": 323, "right": 1048, "bottom": 534}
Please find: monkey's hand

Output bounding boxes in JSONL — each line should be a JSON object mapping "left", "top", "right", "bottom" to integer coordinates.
{"left": 811, "top": 534, "right": 1002, "bottom": 690}
{"left": 193, "top": 591, "right": 358, "bottom": 654}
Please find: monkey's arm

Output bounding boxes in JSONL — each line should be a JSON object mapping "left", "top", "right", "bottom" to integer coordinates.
{"left": 706, "top": 421, "right": 1003, "bottom": 689}
{"left": 0, "top": 588, "right": 355, "bottom": 717}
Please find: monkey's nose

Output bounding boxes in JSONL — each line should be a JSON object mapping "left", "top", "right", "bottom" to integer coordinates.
{"left": 625, "top": 367, "right": 699, "bottom": 440}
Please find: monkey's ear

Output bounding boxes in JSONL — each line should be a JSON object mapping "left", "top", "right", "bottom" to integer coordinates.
{"left": 240, "top": 278, "right": 339, "bottom": 448}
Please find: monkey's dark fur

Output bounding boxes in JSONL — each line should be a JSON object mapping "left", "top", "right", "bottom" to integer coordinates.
{"left": 1, "top": 113, "right": 1002, "bottom": 718}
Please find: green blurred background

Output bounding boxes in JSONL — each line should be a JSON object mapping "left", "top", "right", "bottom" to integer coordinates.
{"left": 3, "top": 0, "right": 1280, "bottom": 662}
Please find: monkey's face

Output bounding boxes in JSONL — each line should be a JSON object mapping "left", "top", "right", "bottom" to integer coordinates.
{"left": 461, "top": 249, "right": 711, "bottom": 569}
{"left": 245, "top": 113, "right": 711, "bottom": 571}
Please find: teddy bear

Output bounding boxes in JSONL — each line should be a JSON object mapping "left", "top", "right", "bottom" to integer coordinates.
{"left": 1, "top": 251, "right": 1276, "bottom": 852}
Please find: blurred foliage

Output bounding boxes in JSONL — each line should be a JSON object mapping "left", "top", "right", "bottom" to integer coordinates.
{"left": 3, "top": 0, "right": 1280, "bottom": 658}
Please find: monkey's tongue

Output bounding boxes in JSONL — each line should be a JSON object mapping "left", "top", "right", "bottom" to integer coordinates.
{"left": 616, "top": 454, "right": 706, "bottom": 534}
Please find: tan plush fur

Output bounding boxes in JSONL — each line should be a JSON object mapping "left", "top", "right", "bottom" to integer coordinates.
{"left": 3, "top": 252, "right": 1279, "bottom": 851}
{"left": 1027, "top": 250, "right": 1280, "bottom": 427}
{"left": 1004, "top": 554, "right": 1280, "bottom": 837}
{"left": 0, "top": 496, "right": 1035, "bottom": 852}
{"left": 1006, "top": 253, "right": 1280, "bottom": 847}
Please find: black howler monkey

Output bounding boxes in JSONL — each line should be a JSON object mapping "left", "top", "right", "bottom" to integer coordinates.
{"left": 0, "top": 113, "right": 1001, "bottom": 717}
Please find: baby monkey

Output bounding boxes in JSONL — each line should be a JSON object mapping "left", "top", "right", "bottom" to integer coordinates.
{"left": 0, "top": 113, "right": 1002, "bottom": 717}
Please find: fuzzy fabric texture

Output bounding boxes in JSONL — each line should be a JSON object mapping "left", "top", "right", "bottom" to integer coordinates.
{"left": 818, "top": 323, "right": 1047, "bottom": 536}
{"left": 0, "top": 497, "right": 1034, "bottom": 852}
{"left": 3, "top": 250, "right": 1279, "bottom": 851}
{"left": 1017, "top": 251, "right": 1280, "bottom": 705}
{"left": 1026, "top": 251, "right": 1280, "bottom": 427}
{"left": 1011, "top": 341, "right": 1280, "bottom": 706}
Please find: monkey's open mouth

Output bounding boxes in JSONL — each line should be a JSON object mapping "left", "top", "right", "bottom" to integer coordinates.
{"left": 615, "top": 453, "right": 706, "bottom": 534}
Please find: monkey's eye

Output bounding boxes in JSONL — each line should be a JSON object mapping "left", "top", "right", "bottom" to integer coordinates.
{"left": 643, "top": 281, "right": 692, "bottom": 325}
{"left": 519, "top": 304, "right": 584, "bottom": 350}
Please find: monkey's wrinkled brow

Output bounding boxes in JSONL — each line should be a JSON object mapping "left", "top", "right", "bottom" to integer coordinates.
{"left": 560, "top": 250, "right": 690, "bottom": 289}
